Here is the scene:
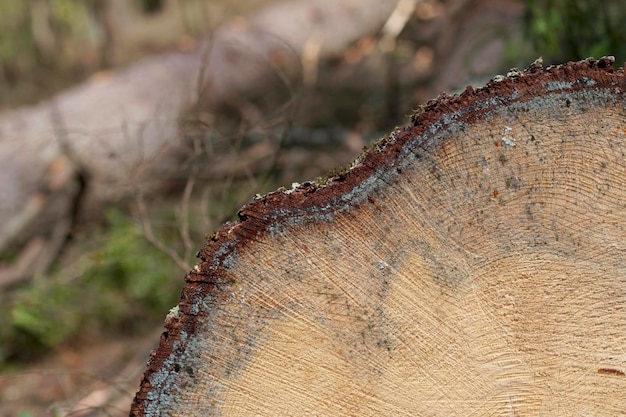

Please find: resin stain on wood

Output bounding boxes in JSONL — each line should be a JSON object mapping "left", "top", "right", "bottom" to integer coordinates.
{"left": 131, "top": 57, "right": 626, "bottom": 416}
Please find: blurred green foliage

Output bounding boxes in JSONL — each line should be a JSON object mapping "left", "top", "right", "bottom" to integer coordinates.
{"left": 0, "top": 0, "right": 98, "bottom": 72}
{"left": 0, "top": 0, "right": 198, "bottom": 109}
{"left": 1, "top": 208, "right": 181, "bottom": 367}
{"left": 0, "top": 0, "right": 266, "bottom": 109}
{"left": 0, "top": 0, "right": 104, "bottom": 108}
{"left": 0, "top": 2, "right": 34, "bottom": 73}
{"left": 524, "top": 0, "right": 626, "bottom": 63}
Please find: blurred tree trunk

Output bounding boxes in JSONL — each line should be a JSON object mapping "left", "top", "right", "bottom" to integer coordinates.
{"left": 0, "top": 0, "right": 398, "bottom": 286}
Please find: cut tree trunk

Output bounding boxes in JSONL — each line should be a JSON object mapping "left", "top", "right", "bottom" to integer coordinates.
{"left": 131, "top": 58, "right": 626, "bottom": 416}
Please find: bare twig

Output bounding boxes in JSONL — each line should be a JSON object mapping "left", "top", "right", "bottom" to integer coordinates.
{"left": 177, "top": 175, "right": 195, "bottom": 262}
{"left": 200, "top": 185, "right": 214, "bottom": 234}
{"left": 0, "top": 236, "right": 45, "bottom": 289}
{"left": 380, "top": 0, "right": 418, "bottom": 52}
{"left": 136, "top": 192, "right": 190, "bottom": 273}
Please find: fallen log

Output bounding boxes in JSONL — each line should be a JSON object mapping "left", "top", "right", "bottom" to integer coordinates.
{"left": 0, "top": 0, "right": 397, "bottom": 274}
{"left": 131, "top": 57, "right": 626, "bottom": 416}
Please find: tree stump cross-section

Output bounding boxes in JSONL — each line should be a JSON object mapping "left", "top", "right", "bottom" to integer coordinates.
{"left": 131, "top": 57, "right": 626, "bottom": 416}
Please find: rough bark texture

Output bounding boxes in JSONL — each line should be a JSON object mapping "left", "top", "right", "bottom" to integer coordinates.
{"left": 131, "top": 57, "right": 626, "bottom": 416}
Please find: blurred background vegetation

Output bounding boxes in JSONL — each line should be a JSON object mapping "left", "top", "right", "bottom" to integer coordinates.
{"left": 3, "top": 208, "right": 180, "bottom": 365}
{"left": 524, "top": 0, "right": 626, "bottom": 64}
{"left": 0, "top": 0, "right": 623, "bottom": 414}
{"left": 1, "top": 0, "right": 623, "bottom": 111}
{"left": 0, "top": 0, "right": 271, "bottom": 109}
{"left": 0, "top": 0, "right": 276, "bottom": 370}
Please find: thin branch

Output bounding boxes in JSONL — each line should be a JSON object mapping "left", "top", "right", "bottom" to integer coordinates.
{"left": 136, "top": 193, "right": 190, "bottom": 273}
{"left": 200, "top": 184, "right": 213, "bottom": 234}
{"left": 178, "top": 175, "right": 195, "bottom": 262}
